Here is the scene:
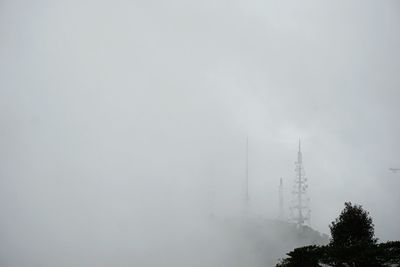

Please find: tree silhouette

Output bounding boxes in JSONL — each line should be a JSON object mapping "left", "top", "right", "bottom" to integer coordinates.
{"left": 329, "top": 202, "right": 377, "bottom": 248}
{"left": 276, "top": 202, "right": 400, "bottom": 267}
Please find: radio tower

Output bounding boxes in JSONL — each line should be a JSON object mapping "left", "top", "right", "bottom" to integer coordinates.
{"left": 290, "top": 140, "right": 310, "bottom": 226}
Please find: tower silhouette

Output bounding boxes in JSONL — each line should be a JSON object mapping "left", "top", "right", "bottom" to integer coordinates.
{"left": 289, "top": 140, "right": 310, "bottom": 226}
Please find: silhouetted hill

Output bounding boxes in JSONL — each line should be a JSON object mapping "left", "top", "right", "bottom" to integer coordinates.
{"left": 215, "top": 216, "right": 329, "bottom": 267}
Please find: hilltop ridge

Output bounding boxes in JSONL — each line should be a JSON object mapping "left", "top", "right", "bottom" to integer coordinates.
{"left": 213, "top": 216, "right": 329, "bottom": 267}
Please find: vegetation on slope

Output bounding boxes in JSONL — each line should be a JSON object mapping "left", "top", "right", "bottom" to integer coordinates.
{"left": 276, "top": 202, "right": 400, "bottom": 267}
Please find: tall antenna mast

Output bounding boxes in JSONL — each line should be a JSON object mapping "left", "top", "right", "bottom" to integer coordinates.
{"left": 290, "top": 139, "right": 310, "bottom": 226}
{"left": 278, "top": 178, "right": 284, "bottom": 220}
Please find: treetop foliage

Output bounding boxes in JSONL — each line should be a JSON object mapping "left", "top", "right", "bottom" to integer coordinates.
{"left": 276, "top": 202, "right": 399, "bottom": 267}
{"left": 329, "top": 202, "right": 377, "bottom": 247}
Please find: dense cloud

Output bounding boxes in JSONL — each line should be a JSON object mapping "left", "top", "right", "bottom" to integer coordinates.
{"left": 0, "top": 0, "right": 399, "bottom": 266}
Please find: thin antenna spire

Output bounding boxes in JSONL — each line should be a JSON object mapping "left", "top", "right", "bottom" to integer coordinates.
{"left": 298, "top": 139, "right": 302, "bottom": 164}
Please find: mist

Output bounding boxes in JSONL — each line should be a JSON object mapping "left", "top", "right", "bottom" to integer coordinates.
{"left": 1, "top": 0, "right": 400, "bottom": 266}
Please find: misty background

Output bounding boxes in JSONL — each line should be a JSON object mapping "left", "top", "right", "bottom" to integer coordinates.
{"left": 1, "top": 0, "right": 400, "bottom": 266}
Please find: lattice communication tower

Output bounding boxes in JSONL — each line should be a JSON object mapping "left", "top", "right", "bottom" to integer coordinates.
{"left": 289, "top": 140, "right": 311, "bottom": 226}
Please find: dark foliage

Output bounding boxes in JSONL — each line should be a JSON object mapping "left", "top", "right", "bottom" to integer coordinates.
{"left": 329, "top": 202, "right": 377, "bottom": 247}
{"left": 276, "top": 203, "right": 400, "bottom": 267}
{"left": 277, "top": 242, "right": 400, "bottom": 267}
{"left": 276, "top": 245, "right": 327, "bottom": 267}
{"left": 376, "top": 241, "right": 400, "bottom": 266}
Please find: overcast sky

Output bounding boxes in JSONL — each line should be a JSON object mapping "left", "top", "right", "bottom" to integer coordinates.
{"left": 1, "top": 0, "right": 400, "bottom": 266}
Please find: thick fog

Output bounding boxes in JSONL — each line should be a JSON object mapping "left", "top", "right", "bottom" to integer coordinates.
{"left": 1, "top": 0, "right": 400, "bottom": 266}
